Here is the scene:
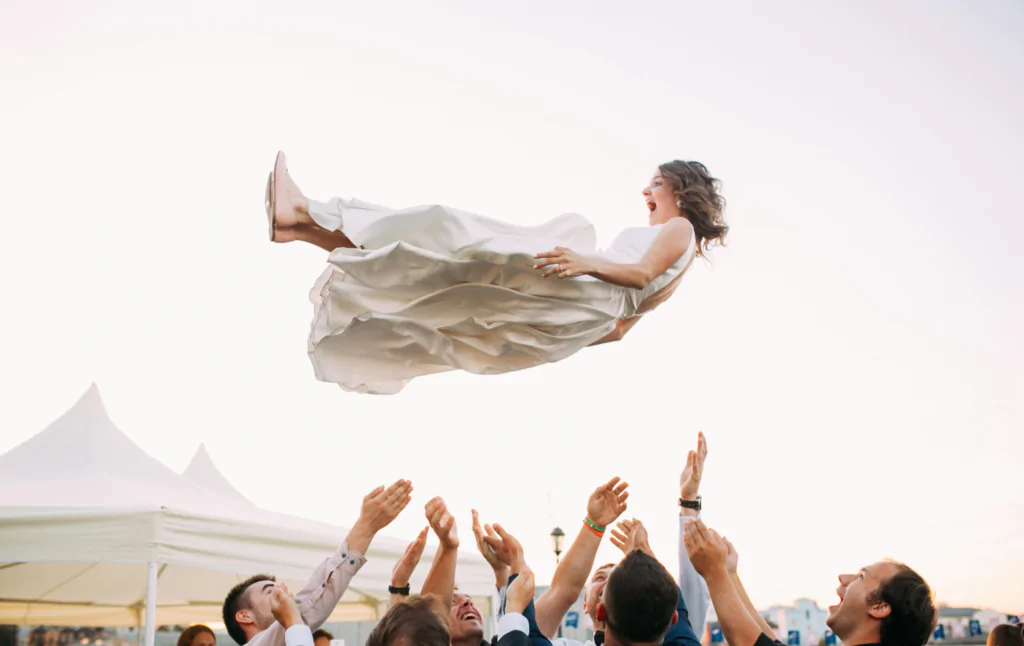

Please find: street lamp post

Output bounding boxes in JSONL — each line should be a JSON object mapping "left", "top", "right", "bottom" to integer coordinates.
{"left": 550, "top": 526, "right": 565, "bottom": 563}
{"left": 551, "top": 526, "right": 565, "bottom": 637}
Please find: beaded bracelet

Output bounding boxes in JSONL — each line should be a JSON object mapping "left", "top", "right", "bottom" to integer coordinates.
{"left": 584, "top": 517, "right": 606, "bottom": 536}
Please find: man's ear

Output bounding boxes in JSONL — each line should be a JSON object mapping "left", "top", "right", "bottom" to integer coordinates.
{"left": 596, "top": 603, "right": 607, "bottom": 623}
{"left": 670, "top": 610, "right": 679, "bottom": 626}
{"left": 236, "top": 609, "right": 255, "bottom": 627}
{"left": 868, "top": 602, "right": 891, "bottom": 620}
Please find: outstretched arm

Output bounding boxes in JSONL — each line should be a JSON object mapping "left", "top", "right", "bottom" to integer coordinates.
{"left": 535, "top": 477, "right": 629, "bottom": 638}
{"left": 686, "top": 520, "right": 763, "bottom": 646}
{"left": 724, "top": 538, "right": 777, "bottom": 639}
{"left": 535, "top": 217, "right": 693, "bottom": 289}
{"left": 291, "top": 479, "right": 413, "bottom": 632}
{"left": 420, "top": 496, "right": 460, "bottom": 610}
{"left": 678, "top": 433, "right": 711, "bottom": 638}
{"left": 390, "top": 527, "right": 429, "bottom": 608}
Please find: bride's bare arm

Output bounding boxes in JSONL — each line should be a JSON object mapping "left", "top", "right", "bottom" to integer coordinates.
{"left": 535, "top": 217, "right": 693, "bottom": 289}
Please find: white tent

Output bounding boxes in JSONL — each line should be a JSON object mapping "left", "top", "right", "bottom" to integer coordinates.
{"left": 0, "top": 385, "right": 495, "bottom": 638}
{"left": 181, "top": 444, "right": 254, "bottom": 505}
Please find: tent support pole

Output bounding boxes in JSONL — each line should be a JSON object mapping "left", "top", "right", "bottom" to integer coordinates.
{"left": 144, "top": 561, "right": 158, "bottom": 646}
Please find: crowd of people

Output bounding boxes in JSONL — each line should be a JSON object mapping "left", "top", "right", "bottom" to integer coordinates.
{"left": 171, "top": 433, "right": 1008, "bottom": 646}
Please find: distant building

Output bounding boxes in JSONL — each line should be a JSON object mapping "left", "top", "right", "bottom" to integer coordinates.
{"left": 929, "top": 605, "right": 1022, "bottom": 642}
{"left": 935, "top": 606, "right": 978, "bottom": 640}
{"left": 973, "top": 609, "right": 1009, "bottom": 633}
{"left": 706, "top": 598, "right": 827, "bottom": 645}
{"left": 760, "top": 599, "right": 830, "bottom": 645}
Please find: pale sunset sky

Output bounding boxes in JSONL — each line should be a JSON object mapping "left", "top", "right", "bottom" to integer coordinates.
{"left": 1, "top": 0, "right": 1021, "bottom": 616}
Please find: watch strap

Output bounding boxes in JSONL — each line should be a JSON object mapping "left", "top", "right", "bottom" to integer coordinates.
{"left": 678, "top": 495, "right": 702, "bottom": 510}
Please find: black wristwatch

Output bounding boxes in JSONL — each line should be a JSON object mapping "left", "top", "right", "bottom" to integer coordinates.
{"left": 388, "top": 584, "right": 411, "bottom": 596}
{"left": 678, "top": 495, "right": 701, "bottom": 511}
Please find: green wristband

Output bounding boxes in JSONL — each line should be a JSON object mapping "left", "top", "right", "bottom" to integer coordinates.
{"left": 584, "top": 517, "right": 606, "bottom": 534}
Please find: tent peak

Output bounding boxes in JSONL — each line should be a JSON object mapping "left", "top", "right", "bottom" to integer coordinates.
{"left": 182, "top": 443, "right": 253, "bottom": 505}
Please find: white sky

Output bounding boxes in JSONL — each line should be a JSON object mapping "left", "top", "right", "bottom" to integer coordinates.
{"left": 1, "top": 0, "right": 1022, "bottom": 616}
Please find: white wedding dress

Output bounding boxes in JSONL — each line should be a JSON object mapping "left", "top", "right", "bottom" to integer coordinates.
{"left": 305, "top": 197, "right": 696, "bottom": 394}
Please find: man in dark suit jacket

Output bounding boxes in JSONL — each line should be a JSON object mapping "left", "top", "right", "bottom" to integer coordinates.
{"left": 490, "top": 567, "right": 552, "bottom": 646}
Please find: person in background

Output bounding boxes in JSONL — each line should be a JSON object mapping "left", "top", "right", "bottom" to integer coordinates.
{"left": 310, "top": 630, "right": 332, "bottom": 646}
{"left": 178, "top": 626, "right": 215, "bottom": 646}
{"left": 988, "top": 624, "right": 1024, "bottom": 646}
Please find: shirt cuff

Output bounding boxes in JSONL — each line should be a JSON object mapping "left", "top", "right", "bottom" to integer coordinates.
{"left": 325, "top": 540, "right": 368, "bottom": 571}
{"left": 497, "top": 612, "right": 529, "bottom": 638}
{"left": 284, "top": 625, "right": 313, "bottom": 646}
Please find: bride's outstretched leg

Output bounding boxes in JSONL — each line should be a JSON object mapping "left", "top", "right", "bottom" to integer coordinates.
{"left": 292, "top": 224, "right": 359, "bottom": 252}
{"left": 266, "top": 151, "right": 364, "bottom": 250}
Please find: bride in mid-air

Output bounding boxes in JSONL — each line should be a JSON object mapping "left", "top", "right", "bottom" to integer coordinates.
{"left": 265, "top": 152, "right": 728, "bottom": 394}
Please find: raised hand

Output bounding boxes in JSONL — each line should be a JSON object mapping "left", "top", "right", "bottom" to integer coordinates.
{"left": 473, "top": 509, "right": 510, "bottom": 589}
{"left": 392, "top": 526, "right": 429, "bottom": 587}
{"left": 481, "top": 523, "right": 526, "bottom": 574}
{"left": 609, "top": 518, "right": 633, "bottom": 554}
{"left": 269, "top": 583, "right": 303, "bottom": 629}
{"left": 425, "top": 496, "right": 459, "bottom": 550}
{"left": 506, "top": 566, "right": 536, "bottom": 615}
{"left": 609, "top": 518, "right": 653, "bottom": 557}
{"left": 680, "top": 432, "right": 708, "bottom": 502}
{"left": 472, "top": 510, "right": 507, "bottom": 569}
{"left": 348, "top": 479, "right": 414, "bottom": 554}
{"left": 683, "top": 519, "right": 730, "bottom": 578}
{"left": 587, "top": 476, "right": 630, "bottom": 529}
{"left": 360, "top": 479, "right": 414, "bottom": 532}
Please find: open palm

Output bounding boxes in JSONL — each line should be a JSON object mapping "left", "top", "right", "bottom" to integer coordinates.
{"left": 587, "top": 476, "right": 630, "bottom": 527}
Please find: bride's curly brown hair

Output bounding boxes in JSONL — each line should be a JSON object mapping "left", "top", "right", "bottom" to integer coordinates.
{"left": 659, "top": 160, "right": 728, "bottom": 257}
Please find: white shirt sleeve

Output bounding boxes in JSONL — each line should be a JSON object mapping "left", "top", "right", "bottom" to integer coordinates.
{"left": 496, "top": 580, "right": 511, "bottom": 619}
{"left": 497, "top": 612, "right": 529, "bottom": 638}
{"left": 680, "top": 514, "right": 712, "bottom": 639}
{"left": 284, "top": 625, "right": 314, "bottom": 646}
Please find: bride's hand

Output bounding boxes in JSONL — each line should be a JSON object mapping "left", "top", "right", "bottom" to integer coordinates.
{"left": 534, "top": 247, "right": 597, "bottom": 278}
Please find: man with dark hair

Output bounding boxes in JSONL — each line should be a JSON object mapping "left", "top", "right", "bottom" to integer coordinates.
{"left": 221, "top": 479, "right": 413, "bottom": 646}
{"left": 570, "top": 432, "right": 711, "bottom": 644}
{"left": 310, "top": 630, "right": 332, "bottom": 646}
{"left": 599, "top": 551, "right": 683, "bottom": 646}
{"left": 481, "top": 432, "right": 708, "bottom": 642}
{"left": 685, "top": 520, "right": 938, "bottom": 646}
